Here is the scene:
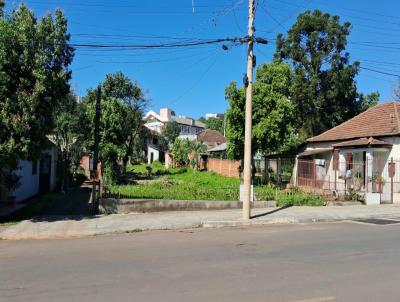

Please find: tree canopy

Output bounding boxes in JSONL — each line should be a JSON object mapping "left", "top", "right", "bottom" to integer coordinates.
{"left": 274, "top": 9, "right": 360, "bottom": 139}
{"left": 162, "top": 121, "right": 181, "bottom": 147}
{"left": 206, "top": 117, "right": 224, "bottom": 134}
{"left": 225, "top": 62, "right": 298, "bottom": 160}
{"left": 79, "top": 72, "right": 148, "bottom": 180}
{"left": 0, "top": 4, "right": 73, "bottom": 170}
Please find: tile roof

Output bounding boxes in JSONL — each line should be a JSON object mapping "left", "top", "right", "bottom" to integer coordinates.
{"left": 308, "top": 102, "right": 400, "bottom": 142}
{"left": 332, "top": 137, "right": 392, "bottom": 148}
{"left": 198, "top": 129, "right": 226, "bottom": 144}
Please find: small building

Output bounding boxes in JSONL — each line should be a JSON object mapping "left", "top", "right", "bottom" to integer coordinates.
{"left": 143, "top": 108, "right": 206, "bottom": 163}
{"left": 198, "top": 129, "right": 226, "bottom": 150}
{"left": 293, "top": 102, "right": 400, "bottom": 204}
{"left": 9, "top": 145, "right": 57, "bottom": 203}
{"left": 144, "top": 108, "right": 205, "bottom": 140}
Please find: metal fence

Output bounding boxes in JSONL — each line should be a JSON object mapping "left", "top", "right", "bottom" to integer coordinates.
{"left": 296, "top": 157, "right": 400, "bottom": 203}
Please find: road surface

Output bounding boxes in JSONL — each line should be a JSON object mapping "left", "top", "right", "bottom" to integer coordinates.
{"left": 1, "top": 222, "right": 400, "bottom": 302}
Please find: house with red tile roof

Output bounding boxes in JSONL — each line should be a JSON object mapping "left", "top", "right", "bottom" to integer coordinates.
{"left": 294, "top": 102, "right": 400, "bottom": 205}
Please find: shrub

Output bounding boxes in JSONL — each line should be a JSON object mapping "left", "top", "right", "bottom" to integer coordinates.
{"left": 254, "top": 184, "right": 277, "bottom": 201}
{"left": 277, "top": 189, "right": 324, "bottom": 207}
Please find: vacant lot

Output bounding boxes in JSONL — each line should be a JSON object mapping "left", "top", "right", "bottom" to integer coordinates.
{"left": 112, "top": 163, "right": 241, "bottom": 200}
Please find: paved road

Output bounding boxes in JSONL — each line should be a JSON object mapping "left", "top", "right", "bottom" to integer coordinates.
{"left": 1, "top": 222, "right": 400, "bottom": 302}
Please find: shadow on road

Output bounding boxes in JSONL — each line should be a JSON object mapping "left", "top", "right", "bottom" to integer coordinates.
{"left": 250, "top": 205, "right": 292, "bottom": 219}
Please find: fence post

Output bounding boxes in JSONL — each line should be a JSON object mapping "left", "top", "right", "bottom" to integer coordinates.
{"left": 391, "top": 157, "right": 394, "bottom": 204}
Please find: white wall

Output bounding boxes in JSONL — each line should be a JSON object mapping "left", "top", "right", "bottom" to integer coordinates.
{"left": 147, "top": 146, "right": 160, "bottom": 164}
{"left": 11, "top": 147, "right": 57, "bottom": 202}
{"left": 12, "top": 160, "right": 39, "bottom": 202}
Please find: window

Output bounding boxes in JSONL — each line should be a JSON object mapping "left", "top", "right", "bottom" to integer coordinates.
{"left": 32, "top": 160, "right": 37, "bottom": 175}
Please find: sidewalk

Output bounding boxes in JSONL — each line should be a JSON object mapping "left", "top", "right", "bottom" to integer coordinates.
{"left": 2, "top": 205, "right": 400, "bottom": 240}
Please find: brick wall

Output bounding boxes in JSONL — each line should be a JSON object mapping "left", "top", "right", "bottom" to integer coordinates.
{"left": 207, "top": 158, "right": 241, "bottom": 178}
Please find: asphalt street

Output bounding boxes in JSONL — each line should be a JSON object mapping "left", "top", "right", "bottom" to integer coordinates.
{"left": 1, "top": 221, "right": 400, "bottom": 302}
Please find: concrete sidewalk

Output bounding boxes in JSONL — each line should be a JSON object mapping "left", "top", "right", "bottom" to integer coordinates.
{"left": 2, "top": 205, "right": 400, "bottom": 240}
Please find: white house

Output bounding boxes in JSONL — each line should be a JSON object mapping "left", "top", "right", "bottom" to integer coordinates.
{"left": 9, "top": 146, "right": 57, "bottom": 203}
{"left": 143, "top": 108, "right": 206, "bottom": 164}
{"left": 293, "top": 102, "right": 400, "bottom": 205}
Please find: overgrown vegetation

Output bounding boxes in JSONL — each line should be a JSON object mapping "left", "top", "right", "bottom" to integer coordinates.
{"left": 110, "top": 165, "right": 326, "bottom": 205}
{"left": 112, "top": 167, "right": 239, "bottom": 201}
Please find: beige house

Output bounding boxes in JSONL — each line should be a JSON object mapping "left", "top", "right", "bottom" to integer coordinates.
{"left": 294, "top": 102, "right": 400, "bottom": 204}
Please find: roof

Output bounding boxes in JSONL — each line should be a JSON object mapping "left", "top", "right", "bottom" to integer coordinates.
{"left": 332, "top": 137, "right": 392, "bottom": 148}
{"left": 198, "top": 129, "right": 226, "bottom": 144}
{"left": 297, "top": 148, "right": 332, "bottom": 157}
{"left": 308, "top": 102, "right": 400, "bottom": 142}
{"left": 143, "top": 110, "right": 205, "bottom": 128}
{"left": 173, "top": 117, "right": 205, "bottom": 128}
{"left": 208, "top": 142, "right": 227, "bottom": 152}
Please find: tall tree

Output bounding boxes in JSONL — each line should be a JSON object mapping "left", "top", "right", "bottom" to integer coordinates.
{"left": 274, "top": 10, "right": 359, "bottom": 139}
{"left": 80, "top": 72, "right": 148, "bottom": 178}
{"left": 162, "top": 121, "right": 181, "bottom": 147}
{"left": 357, "top": 91, "right": 379, "bottom": 112}
{"left": 102, "top": 72, "right": 148, "bottom": 172}
{"left": 0, "top": 4, "right": 73, "bottom": 173}
{"left": 206, "top": 117, "right": 224, "bottom": 134}
{"left": 51, "top": 94, "right": 83, "bottom": 191}
{"left": 225, "top": 62, "right": 298, "bottom": 160}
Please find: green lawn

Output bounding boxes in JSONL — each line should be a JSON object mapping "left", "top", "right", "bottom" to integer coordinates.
{"left": 112, "top": 163, "right": 325, "bottom": 205}
{"left": 113, "top": 166, "right": 241, "bottom": 201}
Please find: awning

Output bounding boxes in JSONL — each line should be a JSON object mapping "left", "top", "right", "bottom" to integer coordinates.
{"left": 208, "top": 142, "right": 227, "bottom": 152}
{"left": 333, "top": 137, "right": 392, "bottom": 148}
{"left": 297, "top": 148, "right": 332, "bottom": 158}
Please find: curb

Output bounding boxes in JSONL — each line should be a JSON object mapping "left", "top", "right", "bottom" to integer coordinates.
{"left": 201, "top": 217, "right": 358, "bottom": 228}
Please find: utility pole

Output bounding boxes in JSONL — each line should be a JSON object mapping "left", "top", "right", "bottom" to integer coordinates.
{"left": 242, "top": 0, "right": 255, "bottom": 220}
{"left": 91, "top": 84, "right": 101, "bottom": 213}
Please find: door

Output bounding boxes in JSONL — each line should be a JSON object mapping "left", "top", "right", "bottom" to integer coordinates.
{"left": 39, "top": 155, "right": 52, "bottom": 194}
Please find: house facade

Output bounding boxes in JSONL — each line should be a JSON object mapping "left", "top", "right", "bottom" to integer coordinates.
{"left": 9, "top": 146, "right": 57, "bottom": 203}
{"left": 293, "top": 102, "right": 400, "bottom": 204}
{"left": 143, "top": 108, "right": 206, "bottom": 164}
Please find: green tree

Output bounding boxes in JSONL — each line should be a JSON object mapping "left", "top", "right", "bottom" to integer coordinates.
{"left": 80, "top": 72, "right": 148, "bottom": 177}
{"left": 0, "top": 4, "right": 73, "bottom": 173}
{"left": 51, "top": 94, "right": 83, "bottom": 191}
{"left": 358, "top": 91, "right": 379, "bottom": 112}
{"left": 102, "top": 72, "right": 148, "bottom": 172}
{"left": 172, "top": 138, "right": 192, "bottom": 166}
{"left": 206, "top": 117, "right": 224, "bottom": 134}
{"left": 274, "top": 10, "right": 360, "bottom": 139}
{"left": 225, "top": 62, "right": 298, "bottom": 160}
{"left": 80, "top": 91, "right": 133, "bottom": 181}
{"left": 162, "top": 121, "right": 181, "bottom": 147}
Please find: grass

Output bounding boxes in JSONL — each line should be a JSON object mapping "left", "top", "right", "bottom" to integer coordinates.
{"left": 113, "top": 166, "right": 240, "bottom": 201}
{"left": 112, "top": 164, "right": 326, "bottom": 205}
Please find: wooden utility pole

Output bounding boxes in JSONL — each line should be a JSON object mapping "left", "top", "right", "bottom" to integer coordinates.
{"left": 91, "top": 85, "right": 101, "bottom": 213}
{"left": 242, "top": 0, "right": 255, "bottom": 220}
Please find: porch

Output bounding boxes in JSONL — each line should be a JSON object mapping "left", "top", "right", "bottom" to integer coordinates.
{"left": 295, "top": 140, "right": 399, "bottom": 204}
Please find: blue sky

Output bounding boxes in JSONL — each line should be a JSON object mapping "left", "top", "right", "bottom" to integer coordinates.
{"left": 8, "top": 0, "right": 400, "bottom": 118}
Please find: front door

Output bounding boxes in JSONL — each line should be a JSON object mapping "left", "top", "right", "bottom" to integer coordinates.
{"left": 39, "top": 155, "right": 52, "bottom": 194}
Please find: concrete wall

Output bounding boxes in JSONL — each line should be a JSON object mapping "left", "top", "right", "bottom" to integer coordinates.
{"left": 207, "top": 158, "right": 241, "bottom": 179}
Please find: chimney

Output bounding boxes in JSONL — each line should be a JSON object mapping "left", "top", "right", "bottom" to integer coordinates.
{"left": 160, "top": 108, "right": 172, "bottom": 121}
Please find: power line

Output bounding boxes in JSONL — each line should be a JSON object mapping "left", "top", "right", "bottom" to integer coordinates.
{"left": 360, "top": 67, "right": 400, "bottom": 77}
